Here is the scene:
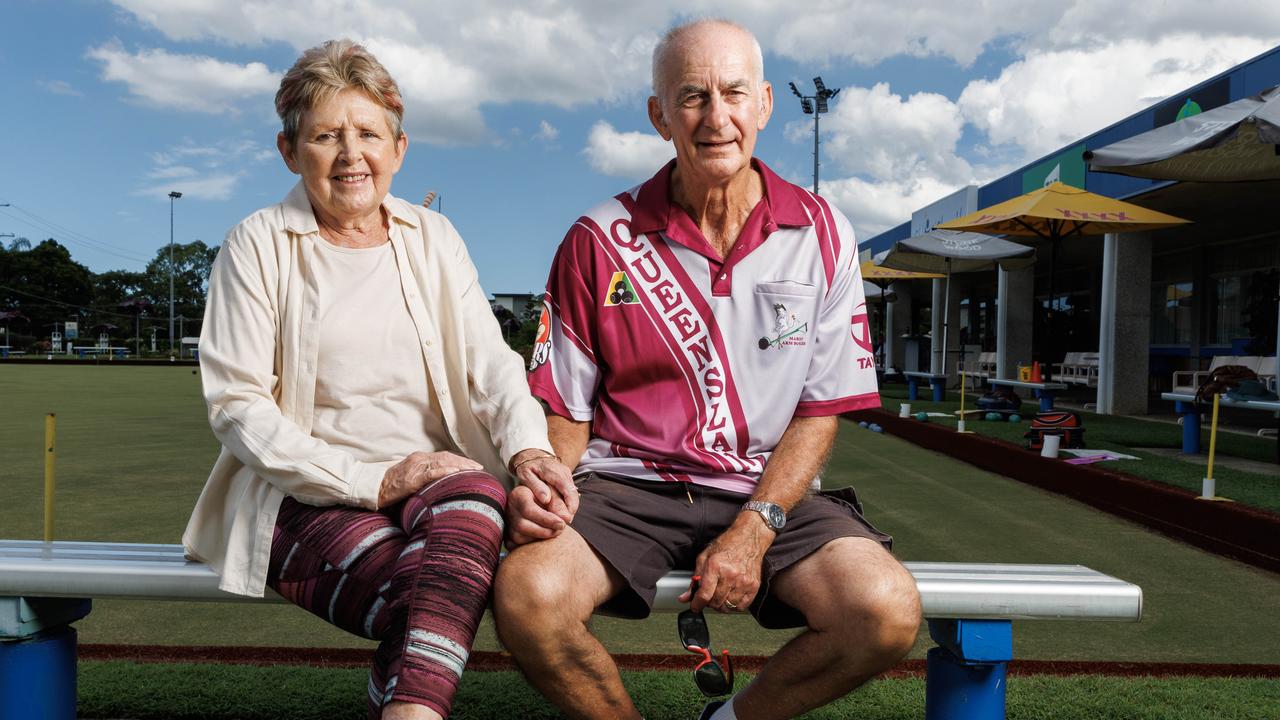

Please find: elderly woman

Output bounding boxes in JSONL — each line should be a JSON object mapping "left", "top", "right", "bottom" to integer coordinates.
{"left": 183, "top": 40, "right": 574, "bottom": 720}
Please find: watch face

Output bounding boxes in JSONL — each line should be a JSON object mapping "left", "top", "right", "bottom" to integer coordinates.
{"left": 766, "top": 505, "right": 786, "bottom": 529}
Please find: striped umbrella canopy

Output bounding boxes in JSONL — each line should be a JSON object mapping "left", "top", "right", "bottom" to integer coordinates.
{"left": 1087, "top": 84, "right": 1280, "bottom": 369}
{"left": 881, "top": 231, "right": 1036, "bottom": 373}
{"left": 1086, "top": 84, "right": 1280, "bottom": 182}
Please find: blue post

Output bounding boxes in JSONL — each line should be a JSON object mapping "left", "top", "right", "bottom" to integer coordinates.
{"left": 0, "top": 628, "right": 79, "bottom": 720}
{"left": 931, "top": 378, "right": 945, "bottom": 403}
{"left": 908, "top": 377, "right": 920, "bottom": 401}
{"left": 1174, "top": 400, "right": 1201, "bottom": 454}
{"left": 924, "top": 619, "right": 1013, "bottom": 720}
{"left": 1039, "top": 390, "right": 1055, "bottom": 412}
{"left": 1, "top": 596, "right": 91, "bottom": 720}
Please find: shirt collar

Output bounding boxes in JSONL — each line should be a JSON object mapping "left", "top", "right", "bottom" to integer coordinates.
{"left": 281, "top": 180, "right": 420, "bottom": 235}
{"left": 629, "top": 157, "right": 813, "bottom": 237}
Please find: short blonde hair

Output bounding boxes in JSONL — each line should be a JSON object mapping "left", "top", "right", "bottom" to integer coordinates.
{"left": 275, "top": 39, "right": 405, "bottom": 145}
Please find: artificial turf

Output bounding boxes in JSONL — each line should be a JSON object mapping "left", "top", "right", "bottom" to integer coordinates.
{"left": 3, "top": 364, "right": 1279, "bottom": 663}
{"left": 876, "top": 383, "right": 1280, "bottom": 513}
{"left": 4, "top": 364, "right": 1280, "bottom": 717}
{"left": 77, "top": 661, "right": 1280, "bottom": 720}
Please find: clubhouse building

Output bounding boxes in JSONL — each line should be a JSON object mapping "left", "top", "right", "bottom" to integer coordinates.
{"left": 863, "top": 45, "right": 1280, "bottom": 415}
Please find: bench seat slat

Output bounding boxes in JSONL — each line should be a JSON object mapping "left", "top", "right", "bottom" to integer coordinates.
{"left": 1, "top": 541, "right": 1142, "bottom": 623}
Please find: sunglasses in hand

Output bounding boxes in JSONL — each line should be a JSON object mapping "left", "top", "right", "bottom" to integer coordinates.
{"left": 678, "top": 575, "right": 735, "bottom": 697}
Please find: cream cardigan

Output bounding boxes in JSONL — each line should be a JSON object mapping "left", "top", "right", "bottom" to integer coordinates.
{"left": 182, "top": 182, "right": 551, "bottom": 597}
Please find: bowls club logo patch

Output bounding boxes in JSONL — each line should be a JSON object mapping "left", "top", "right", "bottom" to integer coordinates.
{"left": 604, "top": 271, "right": 639, "bottom": 307}
{"left": 758, "top": 302, "right": 809, "bottom": 350}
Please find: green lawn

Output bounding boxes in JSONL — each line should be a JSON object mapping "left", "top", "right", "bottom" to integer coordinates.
{"left": 876, "top": 383, "right": 1280, "bottom": 513}
{"left": 3, "top": 364, "right": 1278, "bottom": 666}
{"left": 78, "top": 662, "right": 1280, "bottom": 720}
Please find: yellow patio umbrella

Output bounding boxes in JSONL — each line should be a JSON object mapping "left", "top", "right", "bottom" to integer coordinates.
{"left": 860, "top": 261, "right": 946, "bottom": 286}
{"left": 860, "top": 261, "right": 944, "bottom": 371}
{"left": 937, "top": 181, "right": 1190, "bottom": 361}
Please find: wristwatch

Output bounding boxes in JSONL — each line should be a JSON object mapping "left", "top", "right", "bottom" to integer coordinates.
{"left": 742, "top": 501, "right": 786, "bottom": 532}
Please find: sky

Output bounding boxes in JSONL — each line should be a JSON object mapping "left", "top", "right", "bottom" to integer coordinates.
{"left": 2, "top": 1, "right": 1279, "bottom": 295}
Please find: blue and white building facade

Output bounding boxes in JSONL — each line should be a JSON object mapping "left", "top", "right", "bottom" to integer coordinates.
{"left": 865, "top": 46, "right": 1280, "bottom": 415}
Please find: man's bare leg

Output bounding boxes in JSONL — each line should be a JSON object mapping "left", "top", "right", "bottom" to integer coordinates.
{"left": 729, "top": 537, "right": 921, "bottom": 720}
{"left": 494, "top": 528, "right": 640, "bottom": 720}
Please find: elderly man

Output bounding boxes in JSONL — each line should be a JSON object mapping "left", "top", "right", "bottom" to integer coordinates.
{"left": 495, "top": 19, "right": 921, "bottom": 720}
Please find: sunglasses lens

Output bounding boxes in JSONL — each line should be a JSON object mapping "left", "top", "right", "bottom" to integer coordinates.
{"left": 678, "top": 609, "right": 711, "bottom": 649}
{"left": 694, "top": 660, "right": 731, "bottom": 697}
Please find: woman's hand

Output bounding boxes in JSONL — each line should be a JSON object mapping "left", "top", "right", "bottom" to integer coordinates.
{"left": 506, "top": 449, "right": 577, "bottom": 546}
{"left": 378, "top": 451, "right": 483, "bottom": 508}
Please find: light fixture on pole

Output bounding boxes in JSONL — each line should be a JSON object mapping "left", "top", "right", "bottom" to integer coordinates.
{"left": 788, "top": 77, "right": 840, "bottom": 195}
{"left": 168, "top": 191, "right": 182, "bottom": 355}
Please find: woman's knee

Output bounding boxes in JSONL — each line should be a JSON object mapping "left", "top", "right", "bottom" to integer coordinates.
{"left": 424, "top": 469, "right": 507, "bottom": 505}
{"left": 404, "top": 470, "right": 508, "bottom": 536}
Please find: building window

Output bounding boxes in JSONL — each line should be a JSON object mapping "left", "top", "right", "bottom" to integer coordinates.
{"left": 1152, "top": 282, "right": 1193, "bottom": 345}
{"left": 1211, "top": 275, "right": 1249, "bottom": 345}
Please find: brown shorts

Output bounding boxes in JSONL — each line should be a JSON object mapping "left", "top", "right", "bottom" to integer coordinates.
{"left": 570, "top": 472, "right": 893, "bottom": 629}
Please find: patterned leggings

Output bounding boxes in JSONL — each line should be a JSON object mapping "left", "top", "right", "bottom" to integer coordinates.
{"left": 266, "top": 471, "right": 506, "bottom": 719}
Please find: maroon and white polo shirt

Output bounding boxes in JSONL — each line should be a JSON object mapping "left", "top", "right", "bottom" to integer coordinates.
{"left": 528, "top": 159, "right": 878, "bottom": 495}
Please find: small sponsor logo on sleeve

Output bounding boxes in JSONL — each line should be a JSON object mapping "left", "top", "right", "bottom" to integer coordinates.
{"left": 529, "top": 305, "right": 551, "bottom": 371}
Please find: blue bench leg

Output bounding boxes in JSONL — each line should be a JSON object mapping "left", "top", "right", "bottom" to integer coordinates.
{"left": 908, "top": 378, "right": 920, "bottom": 401}
{"left": 0, "top": 628, "right": 79, "bottom": 720}
{"left": 925, "top": 619, "right": 1013, "bottom": 720}
{"left": 1039, "top": 390, "right": 1055, "bottom": 412}
{"left": 931, "top": 379, "right": 945, "bottom": 402}
{"left": 1174, "top": 400, "right": 1201, "bottom": 454}
{"left": 1, "top": 597, "right": 91, "bottom": 720}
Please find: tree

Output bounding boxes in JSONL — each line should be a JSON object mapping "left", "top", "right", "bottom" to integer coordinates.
{"left": 507, "top": 294, "right": 545, "bottom": 361}
{"left": 0, "top": 239, "right": 94, "bottom": 342}
{"left": 94, "top": 270, "right": 146, "bottom": 313}
{"left": 137, "top": 240, "right": 220, "bottom": 336}
{"left": 4, "top": 236, "right": 32, "bottom": 252}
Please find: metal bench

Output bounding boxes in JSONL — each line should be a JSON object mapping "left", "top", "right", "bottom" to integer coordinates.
{"left": 0, "top": 540, "right": 1141, "bottom": 720}
{"left": 986, "top": 378, "right": 1069, "bottom": 412}
{"left": 1161, "top": 392, "right": 1280, "bottom": 462}
{"left": 903, "top": 371, "right": 949, "bottom": 402}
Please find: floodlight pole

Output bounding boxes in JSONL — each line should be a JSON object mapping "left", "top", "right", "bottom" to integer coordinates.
{"left": 789, "top": 78, "right": 839, "bottom": 195}
{"left": 168, "top": 191, "right": 182, "bottom": 355}
{"left": 813, "top": 110, "right": 821, "bottom": 196}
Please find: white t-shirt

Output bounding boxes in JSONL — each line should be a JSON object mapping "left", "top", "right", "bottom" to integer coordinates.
{"left": 310, "top": 239, "right": 450, "bottom": 462}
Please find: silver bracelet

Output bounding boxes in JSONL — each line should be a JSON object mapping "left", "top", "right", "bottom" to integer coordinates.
{"left": 512, "top": 452, "right": 560, "bottom": 473}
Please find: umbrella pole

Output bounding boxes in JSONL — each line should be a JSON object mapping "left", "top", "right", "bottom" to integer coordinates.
{"left": 943, "top": 259, "right": 952, "bottom": 385}
{"left": 878, "top": 286, "right": 886, "bottom": 374}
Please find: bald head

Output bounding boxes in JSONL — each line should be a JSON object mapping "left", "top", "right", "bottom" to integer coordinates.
{"left": 651, "top": 19, "right": 765, "bottom": 107}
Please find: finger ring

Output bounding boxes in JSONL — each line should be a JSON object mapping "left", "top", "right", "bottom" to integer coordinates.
{"left": 724, "top": 600, "right": 737, "bottom": 610}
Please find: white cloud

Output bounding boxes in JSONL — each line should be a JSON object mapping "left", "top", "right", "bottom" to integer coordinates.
{"left": 87, "top": 42, "right": 279, "bottom": 114}
{"left": 820, "top": 175, "right": 965, "bottom": 242}
{"left": 140, "top": 139, "right": 278, "bottom": 201}
{"left": 958, "top": 34, "right": 1278, "bottom": 158}
{"left": 103, "top": 1, "right": 1280, "bottom": 148}
{"left": 106, "top": 2, "right": 656, "bottom": 145}
{"left": 39, "top": 80, "right": 82, "bottom": 97}
{"left": 790, "top": 83, "right": 973, "bottom": 185}
{"left": 134, "top": 174, "right": 241, "bottom": 201}
{"left": 805, "top": 33, "right": 1275, "bottom": 240}
{"left": 535, "top": 120, "right": 560, "bottom": 142}
{"left": 148, "top": 165, "right": 197, "bottom": 179}
{"left": 583, "top": 121, "right": 674, "bottom": 179}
